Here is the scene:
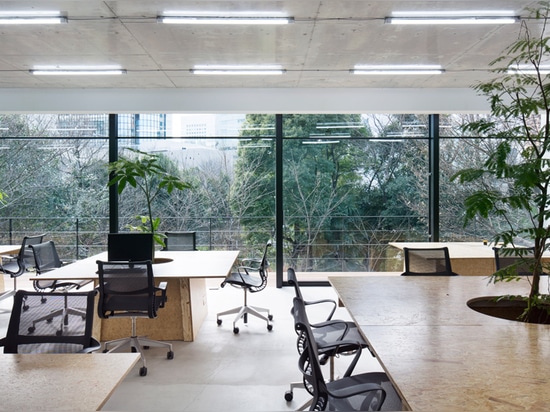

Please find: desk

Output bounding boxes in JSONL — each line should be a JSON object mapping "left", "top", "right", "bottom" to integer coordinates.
{"left": 329, "top": 275, "right": 550, "bottom": 411}
{"left": 1, "top": 353, "right": 139, "bottom": 411}
{"left": 389, "top": 242, "right": 504, "bottom": 275}
{"left": 0, "top": 245, "right": 20, "bottom": 298}
{"left": 32, "top": 250, "right": 239, "bottom": 342}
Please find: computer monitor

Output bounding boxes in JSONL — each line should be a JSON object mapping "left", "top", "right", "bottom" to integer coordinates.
{"left": 107, "top": 233, "right": 154, "bottom": 262}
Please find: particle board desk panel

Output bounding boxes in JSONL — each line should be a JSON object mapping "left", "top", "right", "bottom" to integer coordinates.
{"left": 31, "top": 250, "right": 239, "bottom": 342}
{"left": 388, "top": 242, "right": 546, "bottom": 276}
{"left": 329, "top": 275, "right": 550, "bottom": 411}
{"left": 1, "top": 353, "right": 140, "bottom": 411}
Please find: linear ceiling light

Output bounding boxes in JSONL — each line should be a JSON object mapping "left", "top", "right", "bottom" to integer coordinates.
{"left": 386, "top": 10, "right": 519, "bottom": 25}
{"left": 507, "top": 65, "right": 550, "bottom": 75}
{"left": 158, "top": 12, "right": 292, "bottom": 25}
{"left": 352, "top": 65, "right": 444, "bottom": 75}
{"left": 0, "top": 11, "right": 67, "bottom": 24}
{"left": 30, "top": 68, "right": 126, "bottom": 75}
{"left": 192, "top": 65, "right": 285, "bottom": 75}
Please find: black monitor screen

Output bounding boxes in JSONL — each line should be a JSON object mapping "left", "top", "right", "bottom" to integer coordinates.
{"left": 107, "top": 233, "right": 154, "bottom": 262}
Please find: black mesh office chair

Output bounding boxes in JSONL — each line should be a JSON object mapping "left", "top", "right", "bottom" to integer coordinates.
{"left": 292, "top": 297, "right": 401, "bottom": 411}
{"left": 163, "top": 231, "right": 197, "bottom": 251}
{"left": 216, "top": 240, "right": 273, "bottom": 334}
{"left": 0, "top": 234, "right": 44, "bottom": 301}
{"left": 401, "top": 247, "right": 459, "bottom": 276}
{"left": 285, "top": 268, "right": 373, "bottom": 403}
{"left": 96, "top": 260, "right": 174, "bottom": 377}
{"left": 27, "top": 240, "right": 91, "bottom": 324}
{"left": 0, "top": 289, "right": 100, "bottom": 353}
{"left": 493, "top": 246, "right": 544, "bottom": 277}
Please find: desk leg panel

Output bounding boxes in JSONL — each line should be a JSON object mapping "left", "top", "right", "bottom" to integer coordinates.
{"left": 99, "top": 277, "right": 200, "bottom": 342}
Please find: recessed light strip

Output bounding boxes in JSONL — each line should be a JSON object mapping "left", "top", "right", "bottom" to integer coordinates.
{"left": 30, "top": 69, "right": 126, "bottom": 75}
{"left": 192, "top": 65, "right": 285, "bottom": 75}
{"left": 386, "top": 10, "right": 519, "bottom": 25}
{"left": 352, "top": 65, "right": 444, "bottom": 75}
{"left": 158, "top": 16, "right": 292, "bottom": 25}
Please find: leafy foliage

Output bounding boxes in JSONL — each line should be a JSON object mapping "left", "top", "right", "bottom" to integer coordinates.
{"left": 108, "top": 148, "right": 192, "bottom": 247}
{"left": 451, "top": 3, "right": 550, "bottom": 305}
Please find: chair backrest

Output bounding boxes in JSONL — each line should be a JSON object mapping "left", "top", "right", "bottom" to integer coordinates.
{"left": 292, "top": 297, "right": 386, "bottom": 411}
{"left": 96, "top": 260, "right": 162, "bottom": 319}
{"left": 402, "top": 247, "right": 458, "bottom": 276}
{"left": 287, "top": 267, "right": 304, "bottom": 299}
{"left": 0, "top": 289, "right": 98, "bottom": 353}
{"left": 19, "top": 233, "right": 45, "bottom": 272}
{"left": 163, "top": 231, "right": 197, "bottom": 251}
{"left": 249, "top": 239, "right": 272, "bottom": 292}
{"left": 30, "top": 240, "right": 63, "bottom": 291}
{"left": 493, "top": 247, "right": 538, "bottom": 276}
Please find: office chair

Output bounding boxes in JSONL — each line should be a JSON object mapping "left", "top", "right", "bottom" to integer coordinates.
{"left": 292, "top": 297, "right": 401, "bottom": 411}
{"left": 27, "top": 240, "right": 91, "bottom": 326}
{"left": 216, "top": 240, "right": 273, "bottom": 334}
{"left": 285, "top": 268, "right": 373, "bottom": 403}
{"left": 493, "top": 246, "right": 544, "bottom": 277}
{"left": 96, "top": 260, "right": 174, "bottom": 377}
{"left": 0, "top": 289, "right": 100, "bottom": 353}
{"left": 0, "top": 233, "right": 45, "bottom": 301}
{"left": 163, "top": 231, "right": 197, "bottom": 251}
{"left": 401, "top": 247, "right": 459, "bottom": 276}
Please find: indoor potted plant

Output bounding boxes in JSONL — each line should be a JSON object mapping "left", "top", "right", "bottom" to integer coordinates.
{"left": 452, "top": 2, "right": 550, "bottom": 323}
{"left": 107, "top": 148, "right": 192, "bottom": 252}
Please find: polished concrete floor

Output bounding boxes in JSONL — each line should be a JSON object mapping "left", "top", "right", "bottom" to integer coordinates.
{"left": 0, "top": 277, "right": 384, "bottom": 411}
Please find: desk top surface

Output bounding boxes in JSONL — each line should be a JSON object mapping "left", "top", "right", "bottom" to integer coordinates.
{"left": 1, "top": 353, "right": 139, "bottom": 411}
{"left": 32, "top": 250, "right": 240, "bottom": 280}
{"left": 329, "top": 276, "right": 550, "bottom": 411}
{"left": 389, "top": 241, "right": 497, "bottom": 258}
{"left": 0, "top": 245, "right": 19, "bottom": 255}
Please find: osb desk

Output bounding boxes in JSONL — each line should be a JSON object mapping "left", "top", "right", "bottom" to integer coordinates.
{"left": 329, "top": 275, "right": 550, "bottom": 411}
{"left": 1, "top": 353, "right": 139, "bottom": 411}
{"left": 390, "top": 242, "right": 503, "bottom": 275}
{"left": 32, "top": 250, "right": 239, "bottom": 342}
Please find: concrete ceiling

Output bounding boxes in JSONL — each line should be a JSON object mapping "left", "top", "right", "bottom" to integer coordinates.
{"left": 0, "top": 1, "right": 544, "bottom": 112}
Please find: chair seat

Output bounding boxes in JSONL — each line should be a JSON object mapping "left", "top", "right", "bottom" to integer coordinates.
{"left": 326, "top": 372, "right": 401, "bottom": 411}
{"left": 222, "top": 270, "right": 264, "bottom": 289}
{"left": 313, "top": 321, "right": 367, "bottom": 354}
{"left": 0, "top": 260, "right": 20, "bottom": 276}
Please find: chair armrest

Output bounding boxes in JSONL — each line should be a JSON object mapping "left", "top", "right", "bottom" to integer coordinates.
{"left": 318, "top": 338, "right": 364, "bottom": 376}
{"left": 156, "top": 281, "right": 168, "bottom": 307}
{"left": 240, "top": 258, "right": 262, "bottom": 269}
{"left": 310, "top": 318, "right": 350, "bottom": 340}
{"left": 304, "top": 298, "right": 337, "bottom": 321}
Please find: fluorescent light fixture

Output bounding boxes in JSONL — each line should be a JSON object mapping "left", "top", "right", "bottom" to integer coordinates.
{"left": 352, "top": 65, "right": 444, "bottom": 75}
{"left": 31, "top": 67, "right": 126, "bottom": 75}
{"left": 0, "top": 11, "right": 67, "bottom": 24}
{"left": 386, "top": 10, "right": 519, "bottom": 25}
{"left": 507, "top": 65, "right": 550, "bottom": 75}
{"left": 158, "top": 11, "right": 292, "bottom": 25}
{"left": 192, "top": 65, "right": 284, "bottom": 75}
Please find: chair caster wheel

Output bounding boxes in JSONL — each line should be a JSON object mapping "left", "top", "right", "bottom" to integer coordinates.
{"left": 167, "top": 351, "right": 174, "bottom": 360}
{"left": 284, "top": 390, "right": 293, "bottom": 401}
{"left": 23, "top": 305, "right": 29, "bottom": 311}
{"left": 46, "top": 318, "right": 53, "bottom": 323}
{"left": 217, "top": 319, "right": 222, "bottom": 326}
{"left": 28, "top": 326, "right": 35, "bottom": 333}
{"left": 131, "top": 347, "right": 137, "bottom": 353}
{"left": 268, "top": 314, "right": 273, "bottom": 321}
{"left": 139, "top": 366, "right": 147, "bottom": 377}
{"left": 267, "top": 324, "right": 273, "bottom": 331}
{"left": 143, "top": 345, "right": 150, "bottom": 350}
{"left": 56, "top": 330, "right": 62, "bottom": 336}
{"left": 233, "top": 327, "right": 239, "bottom": 334}
{"left": 41, "top": 297, "right": 47, "bottom": 304}
{"left": 103, "top": 349, "right": 109, "bottom": 353}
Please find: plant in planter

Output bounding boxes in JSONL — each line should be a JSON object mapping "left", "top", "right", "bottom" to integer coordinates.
{"left": 108, "top": 148, "right": 192, "bottom": 249}
{"left": 451, "top": 3, "right": 550, "bottom": 322}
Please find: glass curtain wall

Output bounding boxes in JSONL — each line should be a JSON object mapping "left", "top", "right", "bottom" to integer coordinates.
{"left": 0, "top": 112, "right": 509, "bottom": 284}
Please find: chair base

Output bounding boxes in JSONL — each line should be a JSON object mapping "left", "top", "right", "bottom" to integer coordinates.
{"left": 216, "top": 304, "right": 273, "bottom": 334}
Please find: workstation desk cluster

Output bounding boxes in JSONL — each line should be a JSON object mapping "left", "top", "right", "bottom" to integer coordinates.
{"left": 28, "top": 250, "right": 239, "bottom": 341}
{"left": 330, "top": 275, "right": 550, "bottom": 411}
